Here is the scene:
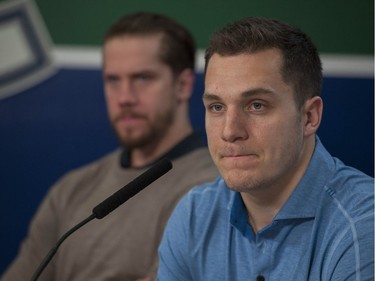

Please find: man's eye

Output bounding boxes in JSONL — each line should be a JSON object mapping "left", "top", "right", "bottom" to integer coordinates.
{"left": 251, "top": 102, "right": 264, "bottom": 110}
{"left": 105, "top": 76, "right": 119, "bottom": 83}
{"left": 210, "top": 104, "right": 223, "bottom": 112}
{"left": 135, "top": 74, "right": 153, "bottom": 82}
{"left": 137, "top": 75, "right": 148, "bottom": 80}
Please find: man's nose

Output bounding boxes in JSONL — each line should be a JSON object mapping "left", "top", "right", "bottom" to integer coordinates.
{"left": 118, "top": 81, "right": 137, "bottom": 105}
{"left": 221, "top": 109, "right": 249, "bottom": 143}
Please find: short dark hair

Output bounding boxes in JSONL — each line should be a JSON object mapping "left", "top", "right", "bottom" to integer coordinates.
{"left": 205, "top": 17, "right": 322, "bottom": 108}
{"left": 104, "top": 12, "right": 196, "bottom": 77}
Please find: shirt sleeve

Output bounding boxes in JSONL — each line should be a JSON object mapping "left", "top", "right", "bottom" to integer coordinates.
{"left": 157, "top": 194, "right": 193, "bottom": 281}
{"left": 325, "top": 213, "right": 374, "bottom": 281}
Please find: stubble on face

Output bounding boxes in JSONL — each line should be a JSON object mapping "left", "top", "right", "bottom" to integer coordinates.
{"left": 113, "top": 103, "right": 175, "bottom": 150}
{"left": 103, "top": 35, "right": 179, "bottom": 152}
{"left": 221, "top": 113, "right": 304, "bottom": 194}
{"left": 205, "top": 51, "right": 307, "bottom": 195}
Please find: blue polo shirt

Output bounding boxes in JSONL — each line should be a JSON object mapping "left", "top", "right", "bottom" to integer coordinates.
{"left": 157, "top": 138, "right": 374, "bottom": 281}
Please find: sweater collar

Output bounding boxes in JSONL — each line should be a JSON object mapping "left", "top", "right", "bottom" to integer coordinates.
{"left": 120, "top": 131, "right": 205, "bottom": 168}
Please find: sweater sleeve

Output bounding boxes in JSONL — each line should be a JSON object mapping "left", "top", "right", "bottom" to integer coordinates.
{"left": 1, "top": 186, "right": 61, "bottom": 281}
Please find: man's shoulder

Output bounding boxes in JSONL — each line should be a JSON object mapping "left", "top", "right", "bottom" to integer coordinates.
{"left": 181, "top": 177, "right": 232, "bottom": 211}
{"left": 323, "top": 160, "right": 374, "bottom": 221}
{"left": 51, "top": 148, "right": 123, "bottom": 190}
{"left": 327, "top": 159, "right": 374, "bottom": 198}
{"left": 167, "top": 177, "right": 233, "bottom": 244}
{"left": 67, "top": 148, "right": 122, "bottom": 176}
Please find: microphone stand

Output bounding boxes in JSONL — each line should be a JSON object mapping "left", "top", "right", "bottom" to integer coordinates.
{"left": 30, "top": 214, "right": 96, "bottom": 281}
{"left": 29, "top": 158, "right": 172, "bottom": 281}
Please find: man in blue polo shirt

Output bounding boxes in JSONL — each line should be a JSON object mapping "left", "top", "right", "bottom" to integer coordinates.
{"left": 157, "top": 17, "right": 374, "bottom": 281}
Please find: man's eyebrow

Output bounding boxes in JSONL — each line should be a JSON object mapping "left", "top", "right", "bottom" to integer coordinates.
{"left": 202, "top": 88, "right": 275, "bottom": 101}
{"left": 241, "top": 88, "right": 275, "bottom": 98}
{"left": 202, "top": 93, "right": 221, "bottom": 102}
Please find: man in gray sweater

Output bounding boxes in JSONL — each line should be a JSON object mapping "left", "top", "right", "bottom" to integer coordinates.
{"left": 1, "top": 12, "right": 218, "bottom": 281}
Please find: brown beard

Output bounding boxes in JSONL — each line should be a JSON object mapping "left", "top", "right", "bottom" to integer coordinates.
{"left": 112, "top": 107, "right": 175, "bottom": 150}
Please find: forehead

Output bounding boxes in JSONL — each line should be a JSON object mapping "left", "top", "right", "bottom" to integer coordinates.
{"left": 205, "top": 49, "right": 283, "bottom": 82}
{"left": 204, "top": 50, "right": 292, "bottom": 100}
{"left": 103, "top": 34, "right": 164, "bottom": 67}
{"left": 104, "top": 33, "right": 163, "bottom": 49}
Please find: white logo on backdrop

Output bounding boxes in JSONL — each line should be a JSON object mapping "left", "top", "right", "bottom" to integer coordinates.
{"left": 0, "top": 0, "right": 55, "bottom": 100}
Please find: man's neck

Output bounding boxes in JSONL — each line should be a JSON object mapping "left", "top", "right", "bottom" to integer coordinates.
{"left": 242, "top": 190, "right": 288, "bottom": 234}
{"left": 127, "top": 127, "right": 194, "bottom": 168}
{"left": 242, "top": 137, "right": 316, "bottom": 234}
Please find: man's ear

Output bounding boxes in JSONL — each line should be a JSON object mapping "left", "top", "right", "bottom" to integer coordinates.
{"left": 303, "top": 96, "right": 323, "bottom": 137}
{"left": 176, "top": 68, "right": 195, "bottom": 101}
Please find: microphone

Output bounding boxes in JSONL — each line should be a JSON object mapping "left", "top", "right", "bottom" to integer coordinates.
{"left": 30, "top": 158, "right": 173, "bottom": 281}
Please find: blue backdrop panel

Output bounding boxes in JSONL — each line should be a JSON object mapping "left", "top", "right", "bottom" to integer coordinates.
{"left": 0, "top": 69, "right": 373, "bottom": 274}
{"left": 318, "top": 77, "right": 373, "bottom": 177}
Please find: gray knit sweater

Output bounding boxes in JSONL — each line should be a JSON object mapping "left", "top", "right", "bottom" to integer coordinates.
{"left": 2, "top": 147, "right": 219, "bottom": 281}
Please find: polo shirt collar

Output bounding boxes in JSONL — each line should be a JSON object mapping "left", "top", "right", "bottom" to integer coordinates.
{"left": 275, "top": 137, "right": 334, "bottom": 220}
{"left": 230, "top": 136, "right": 335, "bottom": 236}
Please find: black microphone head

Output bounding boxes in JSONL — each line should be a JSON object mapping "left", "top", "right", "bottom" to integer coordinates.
{"left": 92, "top": 158, "right": 172, "bottom": 219}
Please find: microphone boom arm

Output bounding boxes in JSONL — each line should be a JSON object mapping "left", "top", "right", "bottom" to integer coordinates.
{"left": 30, "top": 213, "right": 96, "bottom": 281}
{"left": 29, "top": 158, "right": 172, "bottom": 281}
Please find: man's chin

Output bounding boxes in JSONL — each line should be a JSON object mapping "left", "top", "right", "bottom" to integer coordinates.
{"left": 118, "top": 132, "right": 154, "bottom": 149}
{"left": 120, "top": 138, "right": 145, "bottom": 149}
